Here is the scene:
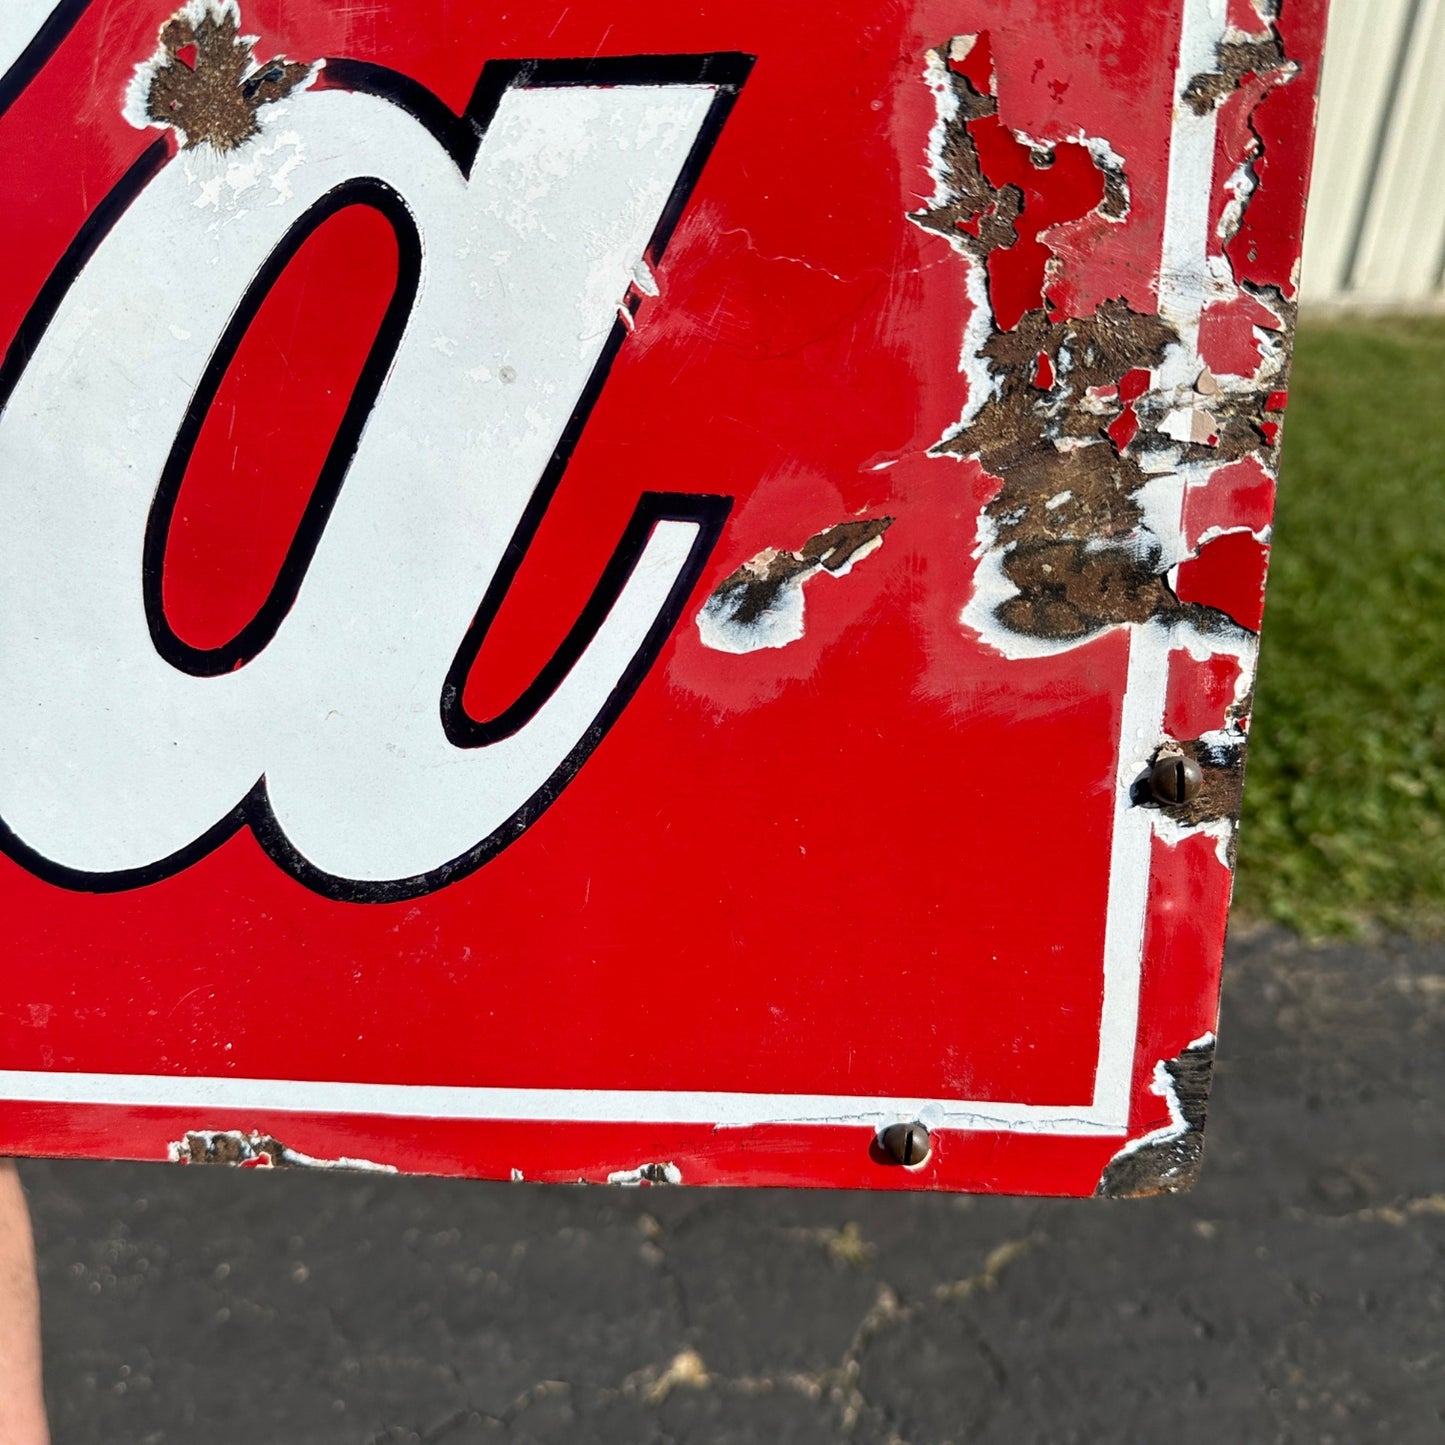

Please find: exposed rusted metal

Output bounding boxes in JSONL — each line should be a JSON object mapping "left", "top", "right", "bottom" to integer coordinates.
{"left": 139, "top": 6, "right": 310, "bottom": 152}
{"left": 708, "top": 518, "right": 894, "bottom": 629}
{"left": 1149, "top": 750, "right": 1204, "bottom": 805}
{"left": 1151, "top": 736, "right": 1248, "bottom": 828}
{"left": 698, "top": 516, "right": 893, "bottom": 651}
{"left": 914, "top": 29, "right": 1298, "bottom": 647}
{"left": 912, "top": 46, "right": 1239, "bottom": 644}
{"left": 1096, "top": 1037, "right": 1214, "bottom": 1198}
{"left": 1183, "top": 33, "right": 1290, "bottom": 116}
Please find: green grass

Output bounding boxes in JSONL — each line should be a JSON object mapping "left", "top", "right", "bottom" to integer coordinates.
{"left": 1234, "top": 315, "right": 1445, "bottom": 936}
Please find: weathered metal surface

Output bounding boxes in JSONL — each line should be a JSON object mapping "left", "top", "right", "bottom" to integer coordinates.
{"left": 0, "top": 0, "right": 1327, "bottom": 1193}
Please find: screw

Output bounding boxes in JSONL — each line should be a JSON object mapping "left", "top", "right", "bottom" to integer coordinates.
{"left": 1149, "top": 752, "right": 1203, "bottom": 805}
{"left": 879, "top": 1122, "right": 932, "bottom": 1167}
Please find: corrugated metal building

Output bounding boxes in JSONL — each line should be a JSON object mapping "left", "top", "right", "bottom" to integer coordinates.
{"left": 1303, "top": 0, "right": 1445, "bottom": 305}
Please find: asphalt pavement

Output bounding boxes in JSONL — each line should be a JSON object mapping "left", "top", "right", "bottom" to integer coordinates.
{"left": 23, "top": 926, "right": 1445, "bottom": 1444}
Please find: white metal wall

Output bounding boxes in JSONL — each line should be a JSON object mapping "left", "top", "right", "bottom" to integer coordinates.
{"left": 1302, "top": 0, "right": 1445, "bottom": 305}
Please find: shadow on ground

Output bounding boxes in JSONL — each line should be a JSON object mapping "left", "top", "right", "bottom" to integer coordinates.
{"left": 24, "top": 928, "right": 1445, "bottom": 1444}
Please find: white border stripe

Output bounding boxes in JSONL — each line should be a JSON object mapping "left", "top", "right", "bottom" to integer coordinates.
{"left": 1093, "top": 0, "right": 1227, "bottom": 1121}
{"left": 1092, "top": 621, "right": 1173, "bottom": 1121}
{"left": 1159, "top": 0, "right": 1229, "bottom": 384}
{"left": 0, "top": 1069, "right": 1127, "bottom": 1132}
{"left": 0, "top": 0, "right": 1224, "bottom": 1140}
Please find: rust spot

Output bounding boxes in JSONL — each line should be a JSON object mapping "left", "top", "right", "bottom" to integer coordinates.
{"left": 712, "top": 548, "right": 813, "bottom": 629}
{"left": 1162, "top": 336, "right": 1295, "bottom": 469}
{"left": 714, "top": 518, "right": 893, "bottom": 626}
{"left": 1228, "top": 683, "right": 1254, "bottom": 727}
{"left": 800, "top": 518, "right": 896, "bottom": 573}
{"left": 913, "top": 55, "right": 1222, "bottom": 643}
{"left": 1096, "top": 1037, "right": 1214, "bottom": 1198}
{"left": 141, "top": 5, "right": 310, "bottom": 152}
{"left": 181, "top": 1129, "right": 286, "bottom": 1165}
{"left": 914, "top": 35, "right": 1297, "bottom": 645}
{"left": 699, "top": 516, "right": 893, "bottom": 651}
{"left": 997, "top": 536, "right": 1203, "bottom": 642}
{"left": 910, "top": 59, "right": 1019, "bottom": 254}
{"left": 1095, "top": 153, "right": 1130, "bottom": 221}
{"left": 1147, "top": 735, "right": 1247, "bottom": 828}
{"left": 1183, "top": 34, "right": 1290, "bottom": 116}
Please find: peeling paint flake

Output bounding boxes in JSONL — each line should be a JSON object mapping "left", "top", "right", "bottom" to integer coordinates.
{"left": 914, "top": 31, "right": 1292, "bottom": 655}
{"left": 606, "top": 1162, "right": 682, "bottom": 1186}
{"left": 914, "top": 13, "right": 1300, "bottom": 887}
{"left": 170, "top": 1129, "right": 397, "bottom": 1172}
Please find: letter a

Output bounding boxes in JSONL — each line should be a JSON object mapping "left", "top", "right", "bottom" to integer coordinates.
{"left": 0, "top": 51, "right": 749, "bottom": 898}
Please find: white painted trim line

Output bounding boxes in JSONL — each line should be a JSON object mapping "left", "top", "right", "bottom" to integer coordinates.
{"left": 1091, "top": 621, "right": 1172, "bottom": 1122}
{"left": 0, "top": 1068, "right": 1124, "bottom": 1133}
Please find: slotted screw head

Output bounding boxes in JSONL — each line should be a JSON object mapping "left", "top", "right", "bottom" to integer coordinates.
{"left": 1150, "top": 753, "right": 1203, "bottom": 805}
{"left": 880, "top": 1122, "right": 932, "bottom": 1167}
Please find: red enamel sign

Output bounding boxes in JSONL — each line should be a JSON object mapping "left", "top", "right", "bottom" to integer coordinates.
{"left": 0, "top": 0, "right": 1325, "bottom": 1194}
